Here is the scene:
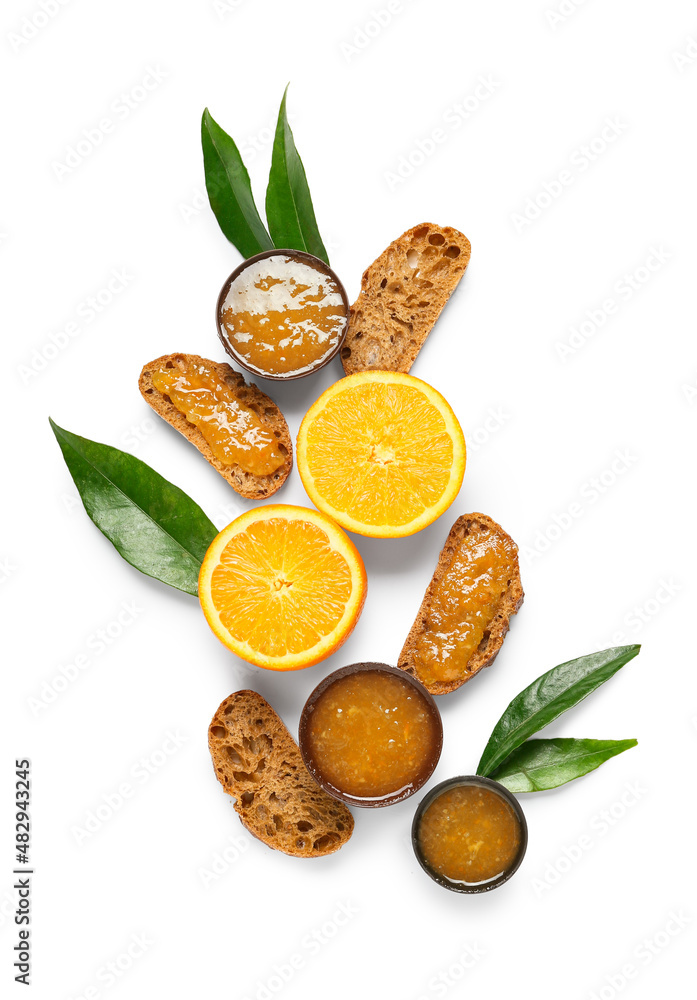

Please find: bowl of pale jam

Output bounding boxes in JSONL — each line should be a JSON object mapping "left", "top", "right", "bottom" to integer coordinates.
{"left": 216, "top": 250, "right": 350, "bottom": 380}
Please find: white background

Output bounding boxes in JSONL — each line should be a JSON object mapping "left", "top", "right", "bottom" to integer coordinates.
{"left": 3, "top": 1, "right": 697, "bottom": 998}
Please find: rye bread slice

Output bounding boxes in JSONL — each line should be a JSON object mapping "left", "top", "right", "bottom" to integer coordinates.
{"left": 341, "top": 222, "right": 471, "bottom": 375}
{"left": 398, "top": 514, "right": 524, "bottom": 695}
{"left": 139, "top": 353, "right": 292, "bottom": 499}
{"left": 208, "top": 690, "right": 354, "bottom": 858}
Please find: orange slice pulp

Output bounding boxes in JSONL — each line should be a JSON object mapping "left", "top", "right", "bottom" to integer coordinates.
{"left": 198, "top": 505, "right": 367, "bottom": 670}
{"left": 296, "top": 371, "right": 466, "bottom": 538}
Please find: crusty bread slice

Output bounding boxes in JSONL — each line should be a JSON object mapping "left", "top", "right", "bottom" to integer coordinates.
{"left": 341, "top": 223, "right": 471, "bottom": 375}
{"left": 398, "top": 514, "right": 523, "bottom": 695}
{"left": 208, "top": 690, "right": 354, "bottom": 858}
{"left": 139, "top": 353, "right": 292, "bottom": 499}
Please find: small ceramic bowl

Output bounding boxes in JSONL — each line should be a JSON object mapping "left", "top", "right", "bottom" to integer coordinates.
{"left": 298, "top": 662, "right": 443, "bottom": 809}
{"left": 215, "top": 249, "right": 350, "bottom": 381}
{"left": 412, "top": 775, "right": 528, "bottom": 893}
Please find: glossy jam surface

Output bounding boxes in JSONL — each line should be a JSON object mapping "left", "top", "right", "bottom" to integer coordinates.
{"left": 305, "top": 671, "right": 440, "bottom": 800}
{"left": 219, "top": 255, "right": 347, "bottom": 376}
{"left": 418, "top": 783, "right": 522, "bottom": 885}
{"left": 151, "top": 358, "right": 285, "bottom": 476}
{"left": 413, "top": 527, "right": 518, "bottom": 686}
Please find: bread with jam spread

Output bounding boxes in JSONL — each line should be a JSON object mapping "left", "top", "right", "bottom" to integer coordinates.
{"left": 341, "top": 223, "right": 471, "bottom": 375}
{"left": 208, "top": 690, "right": 354, "bottom": 858}
{"left": 139, "top": 353, "right": 292, "bottom": 499}
{"left": 398, "top": 514, "right": 523, "bottom": 695}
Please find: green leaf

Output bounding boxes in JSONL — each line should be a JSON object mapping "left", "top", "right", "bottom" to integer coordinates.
{"left": 489, "top": 738, "right": 638, "bottom": 793}
{"left": 201, "top": 108, "right": 274, "bottom": 258}
{"left": 50, "top": 419, "right": 218, "bottom": 596}
{"left": 265, "top": 85, "right": 329, "bottom": 264}
{"left": 477, "top": 646, "right": 641, "bottom": 777}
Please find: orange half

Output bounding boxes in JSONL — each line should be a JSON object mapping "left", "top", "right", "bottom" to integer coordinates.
{"left": 297, "top": 371, "right": 466, "bottom": 538}
{"left": 198, "top": 505, "right": 367, "bottom": 670}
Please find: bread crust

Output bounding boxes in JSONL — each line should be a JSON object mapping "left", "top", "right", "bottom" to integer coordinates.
{"left": 139, "top": 353, "right": 292, "bottom": 499}
{"left": 398, "top": 514, "right": 524, "bottom": 695}
{"left": 208, "top": 690, "right": 354, "bottom": 858}
{"left": 341, "top": 222, "right": 471, "bottom": 375}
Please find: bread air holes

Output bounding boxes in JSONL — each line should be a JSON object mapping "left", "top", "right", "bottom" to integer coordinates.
{"left": 428, "top": 233, "right": 445, "bottom": 245}
{"left": 341, "top": 348, "right": 351, "bottom": 359}
{"left": 313, "top": 833, "right": 339, "bottom": 851}
{"left": 210, "top": 725, "right": 227, "bottom": 738}
{"left": 380, "top": 278, "right": 388, "bottom": 289}
{"left": 476, "top": 630, "right": 491, "bottom": 653}
{"left": 406, "top": 249, "right": 420, "bottom": 269}
{"left": 240, "top": 791, "right": 255, "bottom": 806}
{"left": 225, "top": 746, "right": 244, "bottom": 766}
{"left": 296, "top": 820, "right": 313, "bottom": 832}
{"left": 242, "top": 734, "right": 273, "bottom": 754}
{"left": 444, "top": 245, "right": 461, "bottom": 258}
{"left": 413, "top": 225, "right": 430, "bottom": 239}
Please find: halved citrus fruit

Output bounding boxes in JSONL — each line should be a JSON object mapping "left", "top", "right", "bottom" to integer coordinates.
{"left": 198, "top": 505, "right": 367, "bottom": 670}
{"left": 297, "top": 371, "right": 466, "bottom": 538}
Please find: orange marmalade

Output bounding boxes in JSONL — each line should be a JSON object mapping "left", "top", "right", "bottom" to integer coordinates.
{"left": 417, "top": 782, "right": 522, "bottom": 885}
{"left": 218, "top": 254, "right": 347, "bottom": 377}
{"left": 150, "top": 358, "right": 285, "bottom": 476}
{"left": 413, "top": 526, "right": 519, "bottom": 686}
{"left": 304, "top": 669, "right": 440, "bottom": 801}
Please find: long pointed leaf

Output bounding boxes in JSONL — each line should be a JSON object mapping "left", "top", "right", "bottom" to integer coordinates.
{"left": 201, "top": 108, "right": 274, "bottom": 258}
{"left": 477, "top": 646, "right": 640, "bottom": 776}
{"left": 50, "top": 419, "right": 217, "bottom": 596}
{"left": 265, "top": 85, "right": 329, "bottom": 263}
{"left": 489, "top": 738, "right": 638, "bottom": 793}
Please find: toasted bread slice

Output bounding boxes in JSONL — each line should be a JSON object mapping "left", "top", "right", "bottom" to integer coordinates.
{"left": 341, "top": 223, "right": 471, "bottom": 375}
{"left": 398, "top": 514, "right": 523, "bottom": 695}
{"left": 208, "top": 690, "right": 354, "bottom": 858}
{"left": 139, "top": 353, "right": 292, "bottom": 499}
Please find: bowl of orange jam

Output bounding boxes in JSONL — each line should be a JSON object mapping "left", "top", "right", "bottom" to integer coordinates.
{"left": 299, "top": 663, "right": 443, "bottom": 808}
{"left": 216, "top": 250, "right": 350, "bottom": 380}
{"left": 412, "top": 776, "right": 528, "bottom": 893}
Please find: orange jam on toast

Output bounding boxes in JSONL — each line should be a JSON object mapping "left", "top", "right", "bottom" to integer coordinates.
{"left": 151, "top": 359, "right": 285, "bottom": 476}
{"left": 413, "top": 528, "right": 518, "bottom": 686}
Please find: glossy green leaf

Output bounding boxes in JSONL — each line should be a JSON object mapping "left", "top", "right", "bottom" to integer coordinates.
{"left": 265, "top": 85, "right": 329, "bottom": 264}
{"left": 489, "top": 738, "right": 638, "bottom": 793}
{"left": 201, "top": 108, "right": 274, "bottom": 258}
{"left": 477, "top": 646, "right": 641, "bottom": 777}
{"left": 50, "top": 419, "right": 218, "bottom": 596}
